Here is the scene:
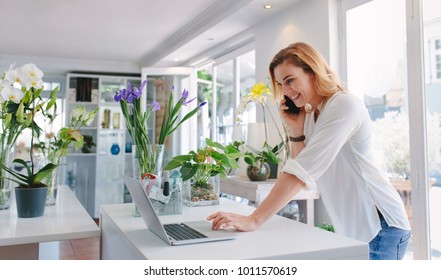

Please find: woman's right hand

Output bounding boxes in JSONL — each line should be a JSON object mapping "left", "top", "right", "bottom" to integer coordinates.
{"left": 279, "top": 97, "right": 306, "bottom": 135}
{"left": 207, "top": 211, "right": 258, "bottom": 232}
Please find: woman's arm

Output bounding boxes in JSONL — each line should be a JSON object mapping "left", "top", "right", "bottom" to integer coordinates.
{"left": 208, "top": 172, "right": 304, "bottom": 231}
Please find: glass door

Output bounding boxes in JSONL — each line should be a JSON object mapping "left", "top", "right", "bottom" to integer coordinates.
{"left": 343, "top": 0, "right": 413, "bottom": 257}
{"left": 344, "top": 0, "right": 441, "bottom": 260}
{"left": 421, "top": 0, "right": 441, "bottom": 260}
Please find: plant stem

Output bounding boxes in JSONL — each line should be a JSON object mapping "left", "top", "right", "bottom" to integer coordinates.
{"left": 261, "top": 103, "right": 268, "bottom": 146}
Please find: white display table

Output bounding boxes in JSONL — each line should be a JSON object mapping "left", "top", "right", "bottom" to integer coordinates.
{"left": 100, "top": 198, "right": 368, "bottom": 260}
{"left": 0, "top": 185, "right": 100, "bottom": 260}
{"left": 220, "top": 176, "right": 319, "bottom": 225}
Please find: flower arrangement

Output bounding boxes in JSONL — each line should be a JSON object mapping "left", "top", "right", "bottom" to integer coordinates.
{"left": 45, "top": 104, "right": 98, "bottom": 163}
{"left": 158, "top": 87, "right": 207, "bottom": 145}
{"left": 0, "top": 63, "right": 58, "bottom": 190}
{"left": 114, "top": 82, "right": 206, "bottom": 177}
{"left": 236, "top": 82, "right": 287, "bottom": 168}
{"left": 114, "top": 80, "right": 159, "bottom": 176}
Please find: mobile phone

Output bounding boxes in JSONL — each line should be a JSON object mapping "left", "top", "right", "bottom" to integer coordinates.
{"left": 284, "top": 95, "right": 300, "bottom": 115}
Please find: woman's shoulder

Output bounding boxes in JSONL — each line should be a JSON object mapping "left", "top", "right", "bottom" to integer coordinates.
{"left": 326, "top": 91, "right": 364, "bottom": 109}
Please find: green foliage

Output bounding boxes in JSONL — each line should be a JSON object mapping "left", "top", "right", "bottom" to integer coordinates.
{"left": 197, "top": 69, "right": 212, "bottom": 81}
{"left": 164, "top": 138, "right": 244, "bottom": 186}
{"left": 43, "top": 105, "right": 98, "bottom": 163}
{"left": 1, "top": 159, "right": 58, "bottom": 188}
{"left": 315, "top": 223, "right": 335, "bottom": 233}
{"left": 243, "top": 141, "right": 284, "bottom": 168}
{"left": 158, "top": 89, "right": 206, "bottom": 145}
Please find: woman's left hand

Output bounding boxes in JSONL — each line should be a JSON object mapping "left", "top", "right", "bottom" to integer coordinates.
{"left": 207, "top": 212, "right": 258, "bottom": 232}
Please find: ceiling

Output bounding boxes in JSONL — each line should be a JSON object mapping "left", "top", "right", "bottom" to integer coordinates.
{"left": 0, "top": 0, "right": 302, "bottom": 73}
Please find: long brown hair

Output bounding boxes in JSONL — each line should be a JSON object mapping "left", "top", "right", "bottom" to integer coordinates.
{"left": 269, "top": 42, "right": 345, "bottom": 100}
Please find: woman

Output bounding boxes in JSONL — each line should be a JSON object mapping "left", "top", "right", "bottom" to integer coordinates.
{"left": 208, "top": 42, "right": 411, "bottom": 260}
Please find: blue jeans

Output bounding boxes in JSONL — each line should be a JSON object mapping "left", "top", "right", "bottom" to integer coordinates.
{"left": 369, "top": 212, "right": 411, "bottom": 260}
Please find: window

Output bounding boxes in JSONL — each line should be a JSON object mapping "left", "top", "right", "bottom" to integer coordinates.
{"left": 430, "top": 38, "right": 441, "bottom": 82}
{"left": 436, "top": 54, "right": 441, "bottom": 79}
{"left": 196, "top": 49, "right": 256, "bottom": 146}
{"left": 343, "top": 0, "right": 441, "bottom": 260}
{"left": 345, "top": 0, "right": 414, "bottom": 257}
{"left": 196, "top": 67, "right": 213, "bottom": 148}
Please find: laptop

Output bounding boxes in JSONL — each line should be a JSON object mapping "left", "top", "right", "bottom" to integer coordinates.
{"left": 123, "top": 175, "right": 237, "bottom": 246}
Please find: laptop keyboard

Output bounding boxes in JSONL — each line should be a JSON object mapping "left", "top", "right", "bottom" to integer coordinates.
{"left": 164, "top": 223, "right": 207, "bottom": 240}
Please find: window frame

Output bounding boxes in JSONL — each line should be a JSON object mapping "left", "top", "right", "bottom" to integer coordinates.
{"left": 340, "top": 0, "right": 432, "bottom": 259}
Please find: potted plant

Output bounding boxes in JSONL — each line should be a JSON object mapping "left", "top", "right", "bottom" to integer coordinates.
{"left": 244, "top": 141, "right": 283, "bottom": 181}
{"left": 1, "top": 157, "right": 58, "bottom": 218}
{"left": 235, "top": 82, "right": 289, "bottom": 178}
{"left": 164, "top": 138, "right": 243, "bottom": 206}
{"left": 1, "top": 63, "right": 58, "bottom": 211}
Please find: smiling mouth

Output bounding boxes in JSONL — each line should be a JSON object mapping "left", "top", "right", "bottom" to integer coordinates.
{"left": 291, "top": 93, "right": 300, "bottom": 101}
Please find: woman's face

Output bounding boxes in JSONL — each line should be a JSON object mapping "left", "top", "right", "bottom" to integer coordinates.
{"left": 274, "top": 60, "right": 317, "bottom": 108}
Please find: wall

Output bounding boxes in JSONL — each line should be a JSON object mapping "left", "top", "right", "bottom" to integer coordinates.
{"left": 0, "top": 54, "right": 141, "bottom": 76}
{"left": 250, "top": 0, "right": 339, "bottom": 225}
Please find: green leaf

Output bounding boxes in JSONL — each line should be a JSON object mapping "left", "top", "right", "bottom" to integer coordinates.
{"left": 272, "top": 141, "right": 285, "bottom": 154}
{"left": 206, "top": 138, "right": 226, "bottom": 151}
{"left": 16, "top": 102, "right": 24, "bottom": 123}
{"left": 180, "top": 162, "right": 198, "bottom": 181}
{"left": 244, "top": 155, "right": 255, "bottom": 166}
{"left": 164, "top": 156, "right": 189, "bottom": 170}
{"left": 33, "top": 163, "right": 58, "bottom": 184}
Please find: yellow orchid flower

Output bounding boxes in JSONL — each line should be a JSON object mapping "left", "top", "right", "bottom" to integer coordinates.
{"left": 249, "top": 82, "right": 271, "bottom": 102}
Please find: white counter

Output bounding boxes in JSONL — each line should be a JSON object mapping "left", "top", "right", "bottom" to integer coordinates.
{"left": 0, "top": 185, "right": 100, "bottom": 259}
{"left": 220, "top": 176, "right": 319, "bottom": 225}
{"left": 100, "top": 198, "right": 368, "bottom": 260}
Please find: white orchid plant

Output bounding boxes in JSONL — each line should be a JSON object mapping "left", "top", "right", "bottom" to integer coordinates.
{"left": 1, "top": 63, "right": 59, "bottom": 188}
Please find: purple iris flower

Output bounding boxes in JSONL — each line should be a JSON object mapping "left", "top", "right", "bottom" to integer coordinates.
{"left": 181, "top": 89, "right": 196, "bottom": 105}
{"left": 133, "top": 80, "right": 147, "bottom": 99}
{"left": 114, "top": 88, "right": 127, "bottom": 102}
{"left": 114, "top": 80, "right": 148, "bottom": 104}
{"left": 151, "top": 101, "right": 160, "bottom": 111}
{"left": 114, "top": 92, "right": 122, "bottom": 102}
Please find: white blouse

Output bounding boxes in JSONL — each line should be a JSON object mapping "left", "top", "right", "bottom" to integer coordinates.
{"left": 282, "top": 92, "right": 411, "bottom": 243}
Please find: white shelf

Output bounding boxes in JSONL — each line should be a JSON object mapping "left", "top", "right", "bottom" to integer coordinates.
{"left": 68, "top": 101, "right": 98, "bottom": 106}
{"left": 67, "top": 153, "right": 97, "bottom": 157}
{"left": 65, "top": 73, "right": 140, "bottom": 218}
{"left": 99, "top": 101, "right": 119, "bottom": 107}
{"left": 79, "top": 127, "right": 97, "bottom": 130}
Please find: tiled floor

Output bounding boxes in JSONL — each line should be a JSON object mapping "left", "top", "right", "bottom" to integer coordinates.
{"left": 58, "top": 237, "right": 100, "bottom": 260}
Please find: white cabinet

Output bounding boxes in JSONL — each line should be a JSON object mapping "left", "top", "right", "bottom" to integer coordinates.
{"left": 63, "top": 73, "right": 140, "bottom": 217}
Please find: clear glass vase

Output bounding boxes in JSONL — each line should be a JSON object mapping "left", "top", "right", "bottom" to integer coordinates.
{"left": 246, "top": 162, "right": 271, "bottom": 181}
{"left": 183, "top": 174, "right": 220, "bottom": 207}
{"left": 33, "top": 153, "right": 60, "bottom": 206}
{"left": 131, "top": 144, "right": 165, "bottom": 217}
{"left": 44, "top": 168, "right": 59, "bottom": 206}
{"left": 0, "top": 144, "right": 14, "bottom": 210}
{"left": 132, "top": 144, "right": 165, "bottom": 179}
